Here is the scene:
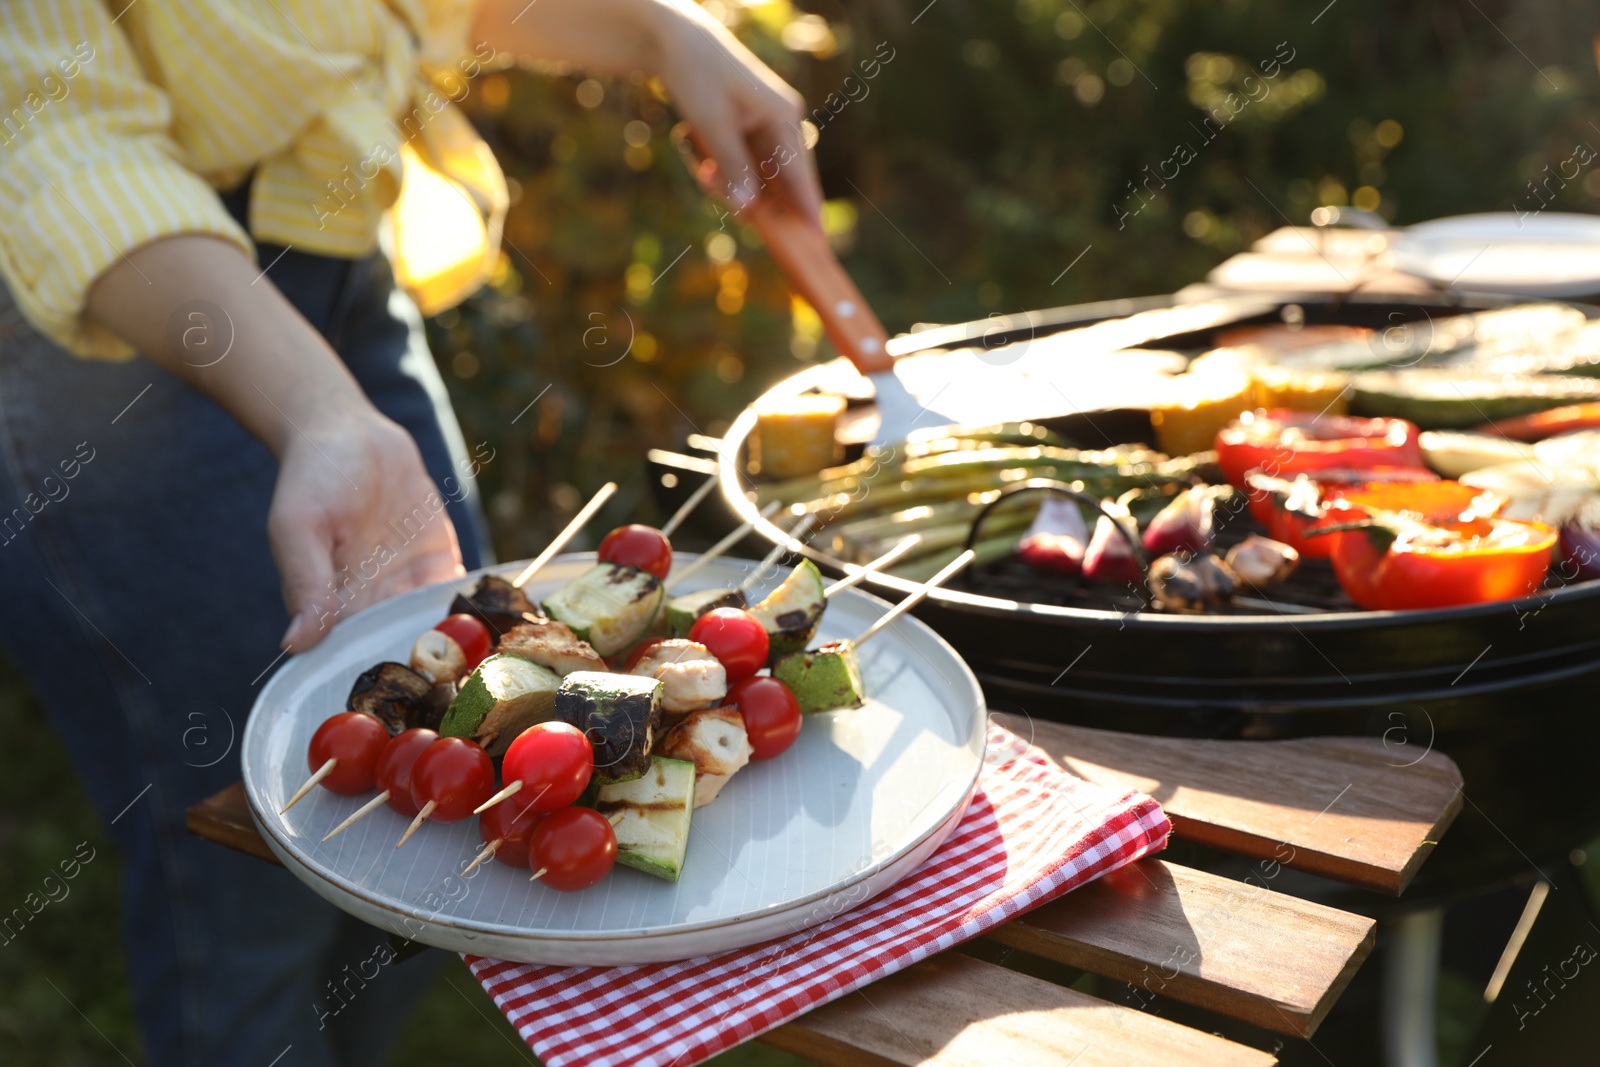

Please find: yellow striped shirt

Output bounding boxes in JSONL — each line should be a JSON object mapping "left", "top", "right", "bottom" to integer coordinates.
{"left": 0, "top": 0, "right": 505, "bottom": 358}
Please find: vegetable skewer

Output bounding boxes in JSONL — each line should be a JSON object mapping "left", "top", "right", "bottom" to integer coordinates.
{"left": 660, "top": 474, "right": 718, "bottom": 538}
{"left": 823, "top": 534, "right": 922, "bottom": 598}
{"left": 281, "top": 712, "right": 390, "bottom": 814}
{"left": 511, "top": 481, "right": 619, "bottom": 589}
{"left": 736, "top": 513, "right": 819, "bottom": 599}
{"left": 664, "top": 501, "right": 781, "bottom": 592}
{"left": 854, "top": 549, "right": 976, "bottom": 647}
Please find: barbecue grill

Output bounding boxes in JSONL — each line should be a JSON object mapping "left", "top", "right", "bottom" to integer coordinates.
{"left": 664, "top": 288, "right": 1600, "bottom": 888}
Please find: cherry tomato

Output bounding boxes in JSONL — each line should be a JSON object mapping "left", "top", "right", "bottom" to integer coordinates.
{"left": 501, "top": 722, "right": 594, "bottom": 812}
{"left": 434, "top": 614, "right": 492, "bottom": 672}
{"left": 479, "top": 790, "right": 545, "bottom": 869}
{"left": 374, "top": 728, "right": 438, "bottom": 817}
{"left": 529, "top": 807, "right": 617, "bottom": 892}
{"left": 307, "top": 712, "right": 390, "bottom": 795}
{"left": 598, "top": 524, "right": 673, "bottom": 580}
{"left": 409, "top": 737, "right": 497, "bottom": 822}
{"left": 725, "top": 676, "right": 802, "bottom": 760}
{"left": 688, "top": 608, "right": 769, "bottom": 682}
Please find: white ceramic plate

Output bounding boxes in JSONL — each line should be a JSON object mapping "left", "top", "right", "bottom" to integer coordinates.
{"left": 241, "top": 554, "right": 986, "bottom": 965}
{"left": 1390, "top": 212, "right": 1600, "bottom": 297}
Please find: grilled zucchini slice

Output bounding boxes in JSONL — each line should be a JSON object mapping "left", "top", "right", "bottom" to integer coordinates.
{"left": 595, "top": 756, "right": 696, "bottom": 882}
{"left": 553, "top": 670, "right": 662, "bottom": 784}
{"left": 440, "top": 653, "right": 561, "bottom": 757}
{"left": 542, "top": 563, "right": 663, "bottom": 656}
{"left": 748, "top": 559, "right": 826, "bottom": 661}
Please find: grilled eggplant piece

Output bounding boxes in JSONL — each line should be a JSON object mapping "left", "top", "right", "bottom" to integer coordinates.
{"left": 772, "top": 639, "right": 865, "bottom": 714}
{"left": 412, "top": 681, "right": 458, "bottom": 732}
{"left": 657, "top": 706, "right": 751, "bottom": 807}
{"left": 629, "top": 639, "right": 727, "bottom": 715}
{"left": 553, "top": 671, "right": 662, "bottom": 784}
{"left": 594, "top": 756, "right": 696, "bottom": 882}
{"left": 663, "top": 587, "right": 746, "bottom": 638}
{"left": 449, "top": 574, "right": 542, "bottom": 639}
{"left": 440, "top": 654, "right": 562, "bottom": 756}
{"left": 542, "top": 563, "right": 663, "bottom": 656}
{"left": 346, "top": 662, "right": 434, "bottom": 735}
{"left": 496, "top": 619, "right": 606, "bottom": 676}
{"left": 748, "top": 559, "right": 826, "bottom": 661}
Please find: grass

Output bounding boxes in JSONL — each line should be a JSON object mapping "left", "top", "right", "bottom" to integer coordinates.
{"left": 0, "top": 655, "right": 807, "bottom": 1067}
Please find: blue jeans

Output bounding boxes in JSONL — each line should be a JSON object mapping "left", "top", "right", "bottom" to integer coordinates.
{"left": 0, "top": 195, "right": 488, "bottom": 1066}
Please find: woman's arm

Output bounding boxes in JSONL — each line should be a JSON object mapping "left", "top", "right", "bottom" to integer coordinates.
{"left": 472, "top": 0, "right": 822, "bottom": 222}
{"left": 87, "top": 236, "right": 464, "bottom": 652}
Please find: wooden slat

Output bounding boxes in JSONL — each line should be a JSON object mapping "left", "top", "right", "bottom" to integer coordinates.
{"left": 987, "top": 858, "right": 1375, "bottom": 1037}
{"left": 762, "top": 953, "right": 1275, "bottom": 1067}
{"left": 993, "top": 714, "right": 1462, "bottom": 895}
{"left": 186, "top": 781, "right": 279, "bottom": 865}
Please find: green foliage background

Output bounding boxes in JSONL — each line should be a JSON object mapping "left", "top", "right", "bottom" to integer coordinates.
{"left": 8, "top": 2, "right": 1600, "bottom": 1065}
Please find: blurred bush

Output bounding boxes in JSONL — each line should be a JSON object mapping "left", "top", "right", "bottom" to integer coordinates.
{"left": 434, "top": 0, "right": 1600, "bottom": 562}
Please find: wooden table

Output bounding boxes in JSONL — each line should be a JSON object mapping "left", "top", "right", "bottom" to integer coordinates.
{"left": 189, "top": 714, "right": 1463, "bottom": 1066}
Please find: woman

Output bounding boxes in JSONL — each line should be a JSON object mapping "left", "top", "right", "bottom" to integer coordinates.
{"left": 0, "top": 2, "right": 820, "bottom": 1064}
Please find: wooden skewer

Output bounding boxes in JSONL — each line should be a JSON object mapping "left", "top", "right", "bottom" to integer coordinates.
{"left": 664, "top": 501, "right": 781, "bottom": 592}
{"left": 395, "top": 800, "right": 437, "bottom": 848}
{"left": 823, "top": 534, "right": 922, "bottom": 598}
{"left": 281, "top": 758, "right": 336, "bottom": 814}
{"left": 529, "top": 866, "right": 548, "bottom": 883}
{"left": 473, "top": 780, "right": 523, "bottom": 815}
{"left": 660, "top": 474, "right": 719, "bottom": 538}
{"left": 607, "top": 811, "right": 624, "bottom": 826}
{"left": 852, "top": 549, "right": 975, "bottom": 648}
{"left": 461, "top": 839, "right": 501, "bottom": 876}
{"left": 511, "top": 481, "right": 619, "bottom": 589}
{"left": 321, "top": 792, "right": 391, "bottom": 842}
{"left": 736, "top": 512, "right": 819, "bottom": 598}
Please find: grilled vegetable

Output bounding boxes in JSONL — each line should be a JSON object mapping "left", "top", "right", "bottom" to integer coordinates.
{"left": 1082, "top": 498, "right": 1143, "bottom": 585}
{"left": 772, "top": 639, "right": 865, "bottom": 713}
{"left": 1142, "top": 485, "right": 1215, "bottom": 557}
{"left": 1244, "top": 467, "right": 1441, "bottom": 558}
{"left": 1014, "top": 495, "right": 1088, "bottom": 576}
{"left": 412, "top": 681, "right": 457, "bottom": 732}
{"left": 1352, "top": 370, "right": 1600, "bottom": 429}
{"left": 347, "top": 662, "right": 434, "bottom": 735}
{"left": 1215, "top": 410, "right": 1425, "bottom": 490}
{"left": 748, "top": 559, "right": 827, "bottom": 661}
{"left": 1418, "top": 431, "right": 1538, "bottom": 478}
{"left": 1148, "top": 553, "right": 1237, "bottom": 613}
{"left": 656, "top": 706, "right": 752, "bottom": 807}
{"left": 410, "top": 629, "right": 466, "bottom": 684}
{"left": 1149, "top": 371, "right": 1255, "bottom": 455}
{"left": 628, "top": 639, "right": 727, "bottom": 714}
{"left": 449, "top": 574, "right": 540, "bottom": 638}
{"left": 593, "top": 756, "right": 695, "bottom": 882}
{"left": 553, "top": 671, "right": 663, "bottom": 784}
{"left": 542, "top": 563, "right": 663, "bottom": 656}
{"left": 1476, "top": 401, "right": 1600, "bottom": 442}
{"left": 439, "top": 654, "right": 562, "bottom": 757}
{"left": 750, "top": 392, "right": 846, "bottom": 479}
{"left": 1225, "top": 536, "right": 1299, "bottom": 588}
{"left": 663, "top": 587, "right": 747, "bottom": 637}
{"left": 495, "top": 619, "right": 606, "bottom": 676}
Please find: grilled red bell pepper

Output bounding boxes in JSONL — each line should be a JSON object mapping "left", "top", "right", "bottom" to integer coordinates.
{"left": 1314, "top": 506, "right": 1556, "bottom": 611}
{"left": 1217, "top": 409, "right": 1426, "bottom": 491}
{"left": 1243, "top": 468, "right": 1442, "bottom": 558}
{"left": 1477, "top": 401, "right": 1600, "bottom": 442}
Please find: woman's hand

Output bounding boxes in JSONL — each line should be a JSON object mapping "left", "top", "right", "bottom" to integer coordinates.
{"left": 87, "top": 235, "right": 465, "bottom": 653}
{"left": 650, "top": 3, "right": 822, "bottom": 223}
{"left": 475, "top": 0, "right": 822, "bottom": 222}
{"left": 270, "top": 405, "right": 464, "bottom": 652}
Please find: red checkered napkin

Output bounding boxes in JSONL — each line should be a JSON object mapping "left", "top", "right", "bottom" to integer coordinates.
{"left": 468, "top": 722, "right": 1170, "bottom": 1067}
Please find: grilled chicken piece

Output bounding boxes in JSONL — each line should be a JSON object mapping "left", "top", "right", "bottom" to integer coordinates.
{"left": 630, "top": 639, "right": 728, "bottom": 714}
{"left": 656, "top": 706, "right": 752, "bottom": 807}
{"left": 496, "top": 620, "right": 606, "bottom": 676}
